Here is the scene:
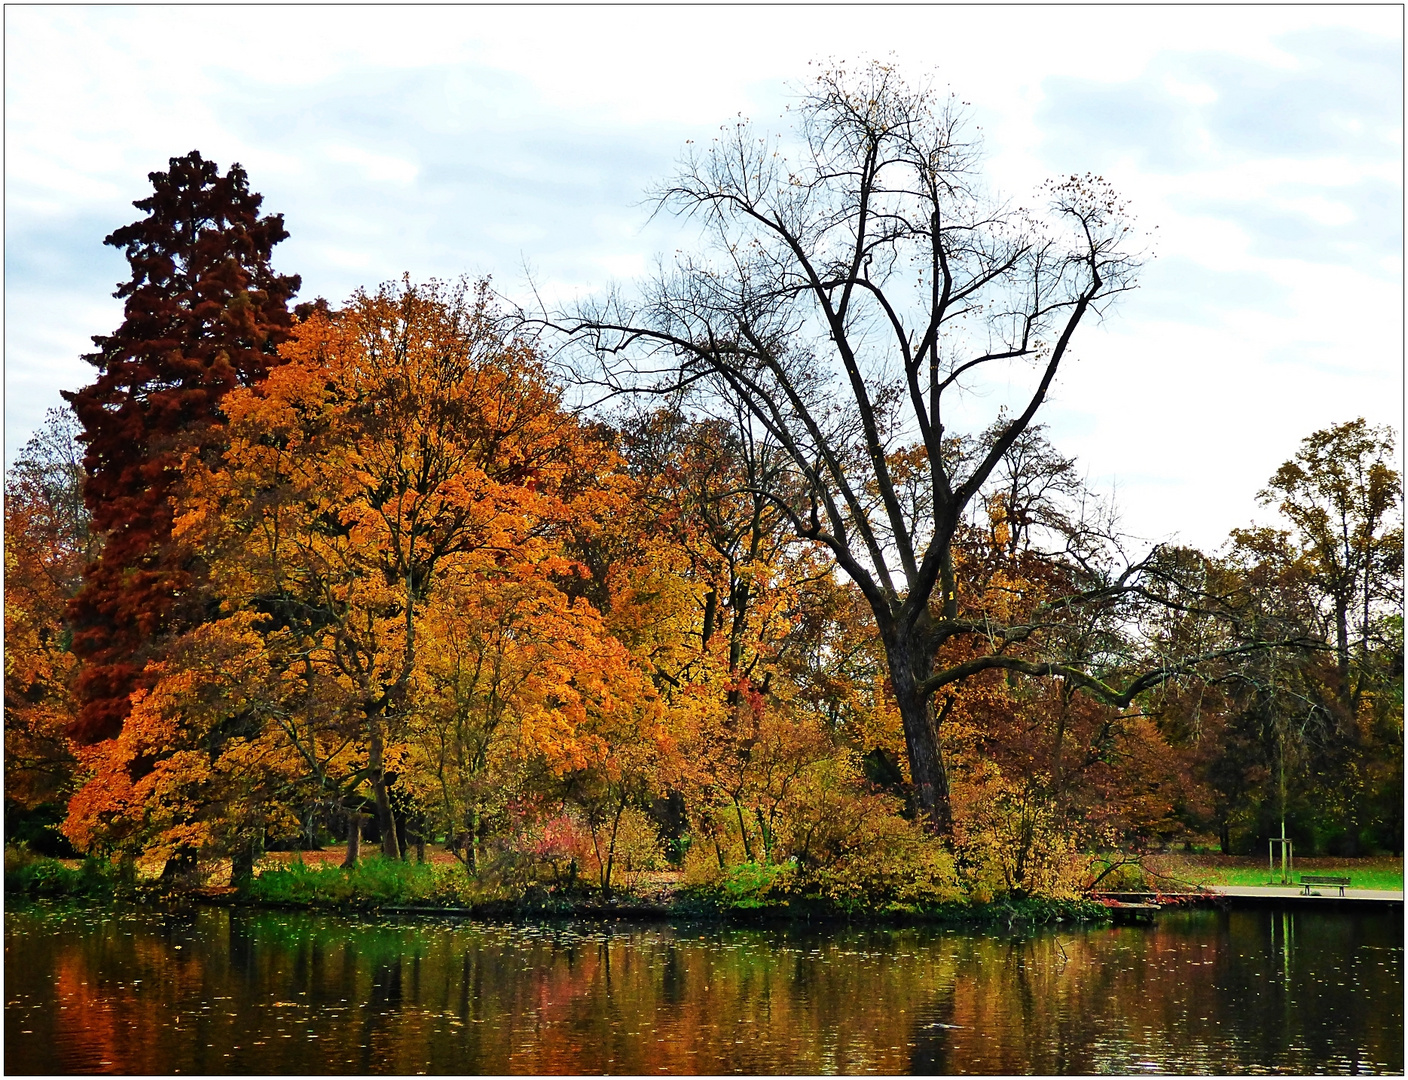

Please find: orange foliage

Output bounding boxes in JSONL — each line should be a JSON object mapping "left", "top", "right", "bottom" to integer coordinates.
{"left": 4, "top": 414, "right": 90, "bottom": 811}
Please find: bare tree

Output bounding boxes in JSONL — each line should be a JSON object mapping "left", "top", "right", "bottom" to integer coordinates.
{"left": 543, "top": 62, "right": 1257, "bottom": 831}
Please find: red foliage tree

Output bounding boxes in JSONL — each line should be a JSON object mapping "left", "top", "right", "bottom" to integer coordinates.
{"left": 62, "top": 151, "right": 301, "bottom": 743}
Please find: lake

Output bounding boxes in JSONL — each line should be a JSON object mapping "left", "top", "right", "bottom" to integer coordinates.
{"left": 4, "top": 902, "right": 1401, "bottom": 1074}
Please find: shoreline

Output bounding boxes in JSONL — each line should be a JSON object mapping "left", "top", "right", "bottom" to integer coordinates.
{"left": 9, "top": 850, "right": 1400, "bottom": 926}
{"left": 7, "top": 885, "right": 1114, "bottom": 928}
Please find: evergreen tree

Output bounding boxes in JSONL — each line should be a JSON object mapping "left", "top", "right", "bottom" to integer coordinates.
{"left": 63, "top": 151, "right": 301, "bottom": 743}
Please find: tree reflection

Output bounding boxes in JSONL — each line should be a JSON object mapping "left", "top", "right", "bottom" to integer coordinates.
{"left": 4, "top": 906, "right": 1401, "bottom": 1075}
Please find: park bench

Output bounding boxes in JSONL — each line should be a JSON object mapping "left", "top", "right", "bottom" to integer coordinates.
{"left": 1299, "top": 874, "right": 1351, "bottom": 896}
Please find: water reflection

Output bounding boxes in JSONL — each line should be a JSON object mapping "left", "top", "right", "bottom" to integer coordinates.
{"left": 5, "top": 903, "right": 1401, "bottom": 1074}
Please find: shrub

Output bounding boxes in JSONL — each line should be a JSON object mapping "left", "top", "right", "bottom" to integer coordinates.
{"left": 611, "top": 805, "right": 666, "bottom": 891}
{"left": 953, "top": 776, "right": 1091, "bottom": 900}
{"left": 518, "top": 812, "right": 597, "bottom": 891}
{"left": 681, "top": 829, "right": 728, "bottom": 887}
{"left": 775, "top": 761, "right": 962, "bottom": 907}
{"left": 717, "top": 860, "right": 794, "bottom": 908}
{"left": 4, "top": 845, "right": 115, "bottom": 898}
{"left": 800, "top": 835, "right": 963, "bottom": 910}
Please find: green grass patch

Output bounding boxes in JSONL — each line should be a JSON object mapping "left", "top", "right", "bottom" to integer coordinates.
{"left": 244, "top": 856, "right": 482, "bottom": 906}
{"left": 1186, "top": 865, "right": 1402, "bottom": 890}
{"left": 1151, "top": 855, "right": 1402, "bottom": 892}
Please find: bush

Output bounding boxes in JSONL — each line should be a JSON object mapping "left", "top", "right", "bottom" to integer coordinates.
{"left": 515, "top": 812, "right": 597, "bottom": 891}
{"left": 952, "top": 777, "right": 1091, "bottom": 900}
{"left": 611, "top": 805, "right": 666, "bottom": 890}
{"left": 777, "top": 764, "right": 964, "bottom": 908}
{"left": 799, "top": 835, "right": 963, "bottom": 911}
{"left": 4, "top": 845, "right": 114, "bottom": 898}
{"left": 716, "top": 860, "right": 794, "bottom": 908}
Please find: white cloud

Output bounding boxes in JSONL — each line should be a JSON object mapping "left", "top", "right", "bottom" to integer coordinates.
{"left": 1163, "top": 77, "right": 1219, "bottom": 106}
{"left": 322, "top": 145, "right": 420, "bottom": 187}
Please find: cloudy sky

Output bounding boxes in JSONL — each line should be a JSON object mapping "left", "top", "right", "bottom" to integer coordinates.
{"left": 5, "top": 5, "right": 1401, "bottom": 551}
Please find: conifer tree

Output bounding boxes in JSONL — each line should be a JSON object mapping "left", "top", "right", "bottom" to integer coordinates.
{"left": 63, "top": 151, "right": 301, "bottom": 743}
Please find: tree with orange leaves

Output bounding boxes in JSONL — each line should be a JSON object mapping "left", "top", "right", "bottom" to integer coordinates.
{"left": 66, "top": 276, "right": 657, "bottom": 875}
{"left": 4, "top": 410, "right": 95, "bottom": 845}
{"left": 404, "top": 566, "right": 665, "bottom": 882}
{"left": 200, "top": 277, "right": 607, "bottom": 857}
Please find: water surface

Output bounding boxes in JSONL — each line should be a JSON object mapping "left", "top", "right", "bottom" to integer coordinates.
{"left": 5, "top": 902, "right": 1401, "bottom": 1074}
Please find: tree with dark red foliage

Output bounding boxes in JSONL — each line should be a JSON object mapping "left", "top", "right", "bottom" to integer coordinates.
{"left": 63, "top": 151, "right": 301, "bottom": 744}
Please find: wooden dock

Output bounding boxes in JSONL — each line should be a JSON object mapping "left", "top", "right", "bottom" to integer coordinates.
{"left": 1101, "top": 900, "right": 1161, "bottom": 924}
{"left": 1091, "top": 887, "right": 1403, "bottom": 912}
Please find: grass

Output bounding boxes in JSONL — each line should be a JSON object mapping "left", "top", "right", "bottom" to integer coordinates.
{"left": 244, "top": 855, "right": 488, "bottom": 906}
{"left": 1147, "top": 853, "right": 1403, "bottom": 892}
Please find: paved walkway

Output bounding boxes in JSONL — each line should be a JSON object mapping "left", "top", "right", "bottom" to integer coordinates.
{"left": 1210, "top": 884, "right": 1403, "bottom": 903}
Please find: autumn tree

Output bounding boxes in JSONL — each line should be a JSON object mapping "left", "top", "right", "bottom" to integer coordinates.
{"left": 611, "top": 403, "right": 900, "bottom": 869}
{"left": 405, "top": 568, "right": 662, "bottom": 877}
{"left": 60, "top": 614, "right": 307, "bottom": 876}
{"left": 616, "top": 404, "right": 807, "bottom": 680}
{"left": 1258, "top": 419, "right": 1402, "bottom": 716}
{"left": 176, "top": 278, "right": 636, "bottom": 866}
{"left": 4, "top": 409, "right": 96, "bottom": 847}
{"left": 1160, "top": 422, "right": 1403, "bottom": 854}
{"left": 63, "top": 150, "right": 301, "bottom": 743}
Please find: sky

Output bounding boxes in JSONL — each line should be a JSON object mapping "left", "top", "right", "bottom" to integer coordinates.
{"left": 5, "top": 5, "right": 1402, "bottom": 552}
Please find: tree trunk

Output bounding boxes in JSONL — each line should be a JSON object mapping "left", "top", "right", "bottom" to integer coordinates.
{"left": 368, "top": 724, "right": 401, "bottom": 861}
{"left": 161, "top": 847, "right": 200, "bottom": 890}
{"left": 1334, "top": 595, "right": 1354, "bottom": 715}
{"left": 395, "top": 810, "right": 410, "bottom": 863}
{"left": 886, "top": 631, "right": 952, "bottom": 834}
{"left": 468, "top": 806, "right": 479, "bottom": 874}
{"left": 701, "top": 588, "right": 717, "bottom": 649}
{"left": 733, "top": 798, "right": 755, "bottom": 863}
{"left": 230, "top": 834, "right": 261, "bottom": 887}
{"left": 343, "top": 810, "right": 363, "bottom": 868}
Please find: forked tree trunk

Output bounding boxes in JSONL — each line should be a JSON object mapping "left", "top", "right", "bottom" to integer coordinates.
{"left": 884, "top": 627, "right": 953, "bottom": 835}
{"left": 161, "top": 847, "right": 201, "bottom": 889}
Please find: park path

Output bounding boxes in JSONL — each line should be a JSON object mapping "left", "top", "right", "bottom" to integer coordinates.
{"left": 1210, "top": 884, "right": 1403, "bottom": 903}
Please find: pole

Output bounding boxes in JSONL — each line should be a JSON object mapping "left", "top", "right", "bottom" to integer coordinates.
{"left": 1278, "top": 728, "right": 1289, "bottom": 884}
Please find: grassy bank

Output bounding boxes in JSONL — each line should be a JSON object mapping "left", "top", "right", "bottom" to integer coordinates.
{"left": 4, "top": 847, "right": 117, "bottom": 899}
{"left": 5, "top": 846, "right": 1107, "bottom": 926}
{"left": 1143, "top": 853, "right": 1404, "bottom": 892}
{"left": 240, "top": 856, "right": 1112, "bottom": 925}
